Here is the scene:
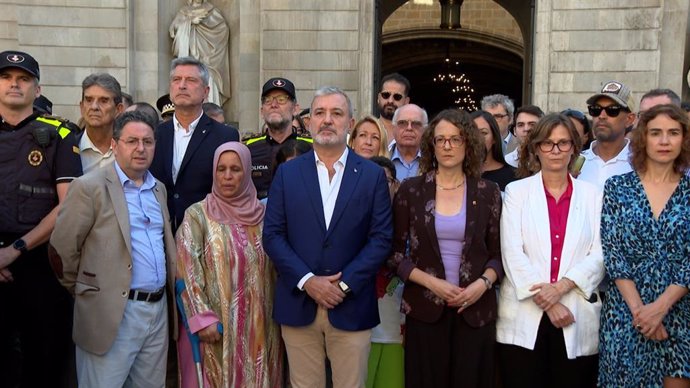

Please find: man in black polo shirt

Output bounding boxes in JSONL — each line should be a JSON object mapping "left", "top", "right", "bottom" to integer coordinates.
{"left": 246, "top": 77, "right": 312, "bottom": 199}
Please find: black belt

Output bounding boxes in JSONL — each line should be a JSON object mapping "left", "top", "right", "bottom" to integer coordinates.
{"left": 128, "top": 288, "right": 164, "bottom": 302}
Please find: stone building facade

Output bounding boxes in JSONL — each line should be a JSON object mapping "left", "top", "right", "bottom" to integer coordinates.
{"left": 0, "top": 0, "right": 688, "bottom": 133}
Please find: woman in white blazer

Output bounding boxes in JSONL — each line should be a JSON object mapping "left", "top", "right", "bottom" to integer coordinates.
{"left": 496, "top": 113, "right": 605, "bottom": 388}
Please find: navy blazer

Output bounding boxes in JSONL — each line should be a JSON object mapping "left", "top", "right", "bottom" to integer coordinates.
{"left": 263, "top": 149, "right": 393, "bottom": 331}
{"left": 149, "top": 113, "right": 239, "bottom": 231}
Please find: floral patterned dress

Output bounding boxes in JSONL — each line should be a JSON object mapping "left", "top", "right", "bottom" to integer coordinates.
{"left": 177, "top": 202, "right": 283, "bottom": 388}
{"left": 599, "top": 172, "right": 690, "bottom": 387}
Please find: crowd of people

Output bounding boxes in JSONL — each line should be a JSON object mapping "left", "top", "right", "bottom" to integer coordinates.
{"left": 0, "top": 48, "right": 689, "bottom": 388}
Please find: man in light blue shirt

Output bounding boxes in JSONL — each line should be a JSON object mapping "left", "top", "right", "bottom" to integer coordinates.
{"left": 388, "top": 104, "right": 428, "bottom": 181}
{"left": 51, "top": 111, "right": 177, "bottom": 388}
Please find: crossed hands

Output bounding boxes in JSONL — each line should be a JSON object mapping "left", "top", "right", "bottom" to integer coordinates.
{"left": 632, "top": 302, "right": 669, "bottom": 341}
{"left": 304, "top": 272, "right": 346, "bottom": 309}
{"left": 531, "top": 282, "right": 575, "bottom": 328}
{"left": 427, "top": 277, "right": 487, "bottom": 314}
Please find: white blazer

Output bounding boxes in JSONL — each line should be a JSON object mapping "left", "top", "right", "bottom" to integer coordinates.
{"left": 496, "top": 172, "right": 605, "bottom": 359}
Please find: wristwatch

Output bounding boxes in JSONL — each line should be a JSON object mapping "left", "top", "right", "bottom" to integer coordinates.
{"left": 479, "top": 275, "right": 493, "bottom": 290}
{"left": 12, "top": 239, "right": 28, "bottom": 254}
{"left": 338, "top": 281, "right": 351, "bottom": 295}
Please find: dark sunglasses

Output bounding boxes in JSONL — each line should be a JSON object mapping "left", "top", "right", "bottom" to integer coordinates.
{"left": 561, "top": 109, "right": 586, "bottom": 120}
{"left": 380, "top": 91, "right": 404, "bottom": 101}
{"left": 588, "top": 105, "right": 626, "bottom": 118}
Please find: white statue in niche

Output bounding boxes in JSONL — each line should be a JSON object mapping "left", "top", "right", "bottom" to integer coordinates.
{"left": 170, "top": 0, "right": 231, "bottom": 105}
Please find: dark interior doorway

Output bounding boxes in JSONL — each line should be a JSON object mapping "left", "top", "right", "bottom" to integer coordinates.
{"left": 382, "top": 34, "right": 523, "bottom": 118}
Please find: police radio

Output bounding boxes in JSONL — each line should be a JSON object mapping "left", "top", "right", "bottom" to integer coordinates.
{"left": 32, "top": 124, "right": 56, "bottom": 147}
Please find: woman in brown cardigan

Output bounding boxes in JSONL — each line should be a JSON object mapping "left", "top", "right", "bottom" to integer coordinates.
{"left": 391, "top": 109, "right": 503, "bottom": 388}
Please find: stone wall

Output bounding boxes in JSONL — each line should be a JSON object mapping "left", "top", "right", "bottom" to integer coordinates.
{"left": 533, "top": 0, "right": 689, "bottom": 112}
{"left": 2, "top": 0, "right": 129, "bottom": 122}
{"left": 383, "top": 0, "right": 524, "bottom": 45}
{"left": 258, "top": 0, "right": 374, "bottom": 130}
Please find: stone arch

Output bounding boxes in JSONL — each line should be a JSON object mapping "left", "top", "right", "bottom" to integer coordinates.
{"left": 376, "top": 0, "right": 534, "bottom": 114}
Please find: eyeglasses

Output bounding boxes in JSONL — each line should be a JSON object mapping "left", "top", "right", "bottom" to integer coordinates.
{"left": 538, "top": 140, "right": 573, "bottom": 153}
{"left": 434, "top": 136, "right": 465, "bottom": 148}
{"left": 561, "top": 109, "right": 586, "bottom": 120}
{"left": 588, "top": 105, "right": 625, "bottom": 118}
{"left": 117, "top": 138, "right": 155, "bottom": 148}
{"left": 492, "top": 113, "right": 509, "bottom": 120}
{"left": 262, "top": 95, "right": 291, "bottom": 105}
{"left": 380, "top": 91, "right": 404, "bottom": 101}
{"left": 395, "top": 119, "right": 424, "bottom": 130}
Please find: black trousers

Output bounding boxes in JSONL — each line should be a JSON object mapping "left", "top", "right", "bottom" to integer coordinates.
{"left": 0, "top": 238, "right": 74, "bottom": 388}
{"left": 405, "top": 307, "right": 496, "bottom": 388}
{"left": 497, "top": 314, "right": 598, "bottom": 388}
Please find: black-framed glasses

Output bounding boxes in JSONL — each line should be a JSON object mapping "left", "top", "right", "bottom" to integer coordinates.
{"left": 434, "top": 136, "right": 465, "bottom": 148}
{"left": 262, "top": 95, "right": 291, "bottom": 105}
{"left": 380, "top": 91, "right": 404, "bottom": 101}
{"left": 395, "top": 119, "right": 424, "bottom": 130}
{"left": 492, "top": 113, "right": 509, "bottom": 120}
{"left": 561, "top": 109, "right": 586, "bottom": 120}
{"left": 538, "top": 140, "right": 573, "bottom": 153}
{"left": 588, "top": 105, "right": 624, "bottom": 118}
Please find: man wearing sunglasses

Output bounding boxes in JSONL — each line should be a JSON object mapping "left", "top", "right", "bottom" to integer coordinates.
{"left": 377, "top": 73, "right": 410, "bottom": 147}
{"left": 579, "top": 80, "right": 636, "bottom": 190}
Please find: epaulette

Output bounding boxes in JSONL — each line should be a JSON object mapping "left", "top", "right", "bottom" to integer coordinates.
{"left": 245, "top": 135, "right": 267, "bottom": 145}
{"left": 35, "top": 115, "right": 80, "bottom": 139}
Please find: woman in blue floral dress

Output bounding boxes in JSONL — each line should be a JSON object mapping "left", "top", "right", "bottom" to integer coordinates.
{"left": 599, "top": 104, "right": 690, "bottom": 388}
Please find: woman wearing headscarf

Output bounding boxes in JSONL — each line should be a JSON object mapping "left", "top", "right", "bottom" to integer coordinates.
{"left": 176, "top": 142, "right": 282, "bottom": 388}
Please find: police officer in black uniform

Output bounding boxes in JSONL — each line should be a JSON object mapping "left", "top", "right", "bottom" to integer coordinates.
{"left": 0, "top": 50, "right": 82, "bottom": 388}
{"left": 246, "top": 77, "right": 312, "bottom": 199}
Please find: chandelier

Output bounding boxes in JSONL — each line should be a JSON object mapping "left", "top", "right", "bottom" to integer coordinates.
{"left": 433, "top": 57, "right": 477, "bottom": 111}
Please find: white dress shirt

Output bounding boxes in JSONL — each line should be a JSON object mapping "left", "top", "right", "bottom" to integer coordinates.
{"left": 172, "top": 112, "right": 203, "bottom": 183}
{"left": 297, "top": 147, "right": 349, "bottom": 289}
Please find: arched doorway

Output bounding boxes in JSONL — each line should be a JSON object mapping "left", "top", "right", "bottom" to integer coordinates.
{"left": 383, "top": 29, "right": 523, "bottom": 117}
{"left": 376, "top": 0, "right": 533, "bottom": 116}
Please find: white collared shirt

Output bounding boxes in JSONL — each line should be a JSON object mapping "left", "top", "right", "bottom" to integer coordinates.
{"left": 315, "top": 147, "right": 348, "bottom": 230}
{"left": 79, "top": 130, "right": 114, "bottom": 173}
{"left": 505, "top": 148, "right": 519, "bottom": 168}
{"left": 578, "top": 139, "right": 633, "bottom": 191}
{"left": 296, "top": 147, "right": 349, "bottom": 290}
{"left": 172, "top": 112, "right": 203, "bottom": 183}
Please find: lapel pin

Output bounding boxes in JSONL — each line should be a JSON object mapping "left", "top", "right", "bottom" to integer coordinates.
{"left": 202, "top": 129, "right": 207, "bottom": 134}
{"left": 472, "top": 200, "right": 477, "bottom": 205}
{"left": 354, "top": 168, "right": 358, "bottom": 173}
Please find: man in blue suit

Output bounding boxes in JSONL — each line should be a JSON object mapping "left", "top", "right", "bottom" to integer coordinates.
{"left": 263, "top": 86, "right": 393, "bottom": 388}
{"left": 149, "top": 56, "right": 239, "bottom": 231}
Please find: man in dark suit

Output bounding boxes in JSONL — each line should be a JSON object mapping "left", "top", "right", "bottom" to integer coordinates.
{"left": 149, "top": 56, "right": 239, "bottom": 231}
{"left": 263, "top": 86, "right": 392, "bottom": 388}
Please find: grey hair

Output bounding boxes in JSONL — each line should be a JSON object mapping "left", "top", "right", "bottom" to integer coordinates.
{"left": 392, "top": 104, "right": 428, "bottom": 125}
{"left": 312, "top": 86, "right": 354, "bottom": 118}
{"left": 81, "top": 73, "right": 123, "bottom": 105}
{"left": 170, "top": 56, "right": 210, "bottom": 86}
{"left": 113, "top": 110, "right": 157, "bottom": 140}
{"left": 481, "top": 94, "right": 515, "bottom": 118}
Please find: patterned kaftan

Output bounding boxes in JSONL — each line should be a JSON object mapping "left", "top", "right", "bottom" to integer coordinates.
{"left": 177, "top": 202, "right": 283, "bottom": 388}
{"left": 599, "top": 172, "right": 690, "bottom": 387}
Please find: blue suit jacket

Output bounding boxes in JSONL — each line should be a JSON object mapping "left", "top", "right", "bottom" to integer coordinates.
{"left": 263, "top": 149, "right": 393, "bottom": 331}
{"left": 149, "top": 113, "right": 239, "bottom": 231}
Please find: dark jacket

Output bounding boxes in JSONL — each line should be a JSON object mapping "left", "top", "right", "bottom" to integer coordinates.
{"left": 391, "top": 171, "right": 503, "bottom": 327}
